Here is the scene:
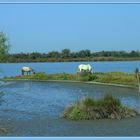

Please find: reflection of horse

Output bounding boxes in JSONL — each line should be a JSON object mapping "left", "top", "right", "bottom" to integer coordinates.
{"left": 78, "top": 64, "right": 93, "bottom": 73}
{"left": 21, "top": 66, "right": 36, "bottom": 75}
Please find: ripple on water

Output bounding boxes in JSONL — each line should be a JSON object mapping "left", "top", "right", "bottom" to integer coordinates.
{"left": 0, "top": 81, "right": 140, "bottom": 136}
{"left": 0, "top": 81, "right": 139, "bottom": 120}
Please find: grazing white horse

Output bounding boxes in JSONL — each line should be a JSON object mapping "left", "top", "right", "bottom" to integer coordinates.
{"left": 21, "top": 66, "right": 35, "bottom": 75}
{"left": 78, "top": 64, "right": 93, "bottom": 73}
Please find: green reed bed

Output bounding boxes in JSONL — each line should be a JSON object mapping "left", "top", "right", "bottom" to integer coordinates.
{"left": 61, "top": 94, "right": 137, "bottom": 120}
{"left": 2, "top": 72, "right": 136, "bottom": 87}
{"left": 94, "top": 72, "right": 135, "bottom": 86}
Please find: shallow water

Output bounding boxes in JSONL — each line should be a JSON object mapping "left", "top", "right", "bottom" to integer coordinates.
{"left": 0, "top": 81, "right": 140, "bottom": 136}
{"left": 0, "top": 61, "right": 140, "bottom": 77}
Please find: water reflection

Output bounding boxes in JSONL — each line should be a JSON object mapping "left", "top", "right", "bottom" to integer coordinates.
{"left": 0, "top": 91, "right": 5, "bottom": 105}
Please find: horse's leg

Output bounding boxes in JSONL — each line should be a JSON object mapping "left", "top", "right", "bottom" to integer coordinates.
{"left": 22, "top": 70, "right": 25, "bottom": 76}
{"left": 22, "top": 70, "right": 23, "bottom": 75}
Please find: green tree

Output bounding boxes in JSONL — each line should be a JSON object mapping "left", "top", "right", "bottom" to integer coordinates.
{"left": 129, "top": 51, "right": 139, "bottom": 57}
{"left": 78, "top": 49, "right": 91, "bottom": 57}
{"left": 61, "top": 48, "right": 71, "bottom": 58}
{"left": 47, "top": 51, "right": 60, "bottom": 58}
{"left": 0, "top": 32, "right": 10, "bottom": 62}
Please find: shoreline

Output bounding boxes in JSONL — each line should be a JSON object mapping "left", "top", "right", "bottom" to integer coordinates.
{"left": 0, "top": 78, "right": 135, "bottom": 89}
{"left": 1, "top": 59, "right": 140, "bottom": 63}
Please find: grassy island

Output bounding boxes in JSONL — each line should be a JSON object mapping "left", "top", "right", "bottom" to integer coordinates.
{"left": 2, "top": 72, "right": 137, "bottom": 88}
{"left": 61, "top": 94, "right": 138, "bottom": 120}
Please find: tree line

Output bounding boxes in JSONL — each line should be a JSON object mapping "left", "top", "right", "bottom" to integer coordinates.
{"left": 4, "top": 49, "right": 140, "bottom": 63}
{"left": 0, "top": 32, "right": 140, "bottom": 62}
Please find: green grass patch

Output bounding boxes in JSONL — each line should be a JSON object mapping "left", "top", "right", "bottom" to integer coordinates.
{"left": 61, "top": 94, "right": 137, "bottom": 120}
{"left": 94, "top": 72, "right": 135, "bottom": 85}
{"left": 2, "top": 71, "right": 137, "bottom": 86}
{"left": 3, "top": 72, "right": 97, "bottom": 82}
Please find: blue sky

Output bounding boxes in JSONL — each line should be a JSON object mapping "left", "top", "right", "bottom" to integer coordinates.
{"left": 0, "top": 3, "right": 140, "bottom": 53}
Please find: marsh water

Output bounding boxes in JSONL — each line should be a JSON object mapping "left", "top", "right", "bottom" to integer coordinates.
{"left": 0, "top": 61, "right": 140, "bottom": 77}
{"left": 0, "top": 80, "right": 140, "bottom": 136}
{"left": 1, "top": 61, "right": 140, "bottom": 136}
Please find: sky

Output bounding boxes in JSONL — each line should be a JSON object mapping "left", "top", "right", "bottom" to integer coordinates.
{"left": 0, "top": 2, "right": 140, "bottom": 53}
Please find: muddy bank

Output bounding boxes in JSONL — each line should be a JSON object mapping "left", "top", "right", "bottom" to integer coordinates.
{"left": 1, "top": 116, "right": 140, "bottom": 136}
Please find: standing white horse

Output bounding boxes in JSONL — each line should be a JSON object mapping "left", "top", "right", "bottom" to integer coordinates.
{"left": 21, "top": 66, "right": 36, "bottom": 75}
{"left": 78, "top": 64, "right": 93, "bottom": 73}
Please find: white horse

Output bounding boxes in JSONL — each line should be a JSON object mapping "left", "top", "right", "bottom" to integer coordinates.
{"left": 21, "top": 66, "right": 35, "bottom": 75}
{"left": 78, "top": 64, "right": 93, "bottom": 73}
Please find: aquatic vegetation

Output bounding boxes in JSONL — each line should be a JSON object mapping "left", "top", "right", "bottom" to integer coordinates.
{"left": 0, "top": 127, "right": 10, "bottom": 135}
{"left": 94, "top": 72, "right": 135, "bottom": 86}
{"left": 2, "top": 71, "right": 136, "bottom": 87}
{"left": 3, "top": 72, "right": 97, "bottom": 82}
{"left": 61, "top": 94, "right": 137, "bottom": 120}
{"left": 77, "top": 73, "right": 98, "bottom": 81}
